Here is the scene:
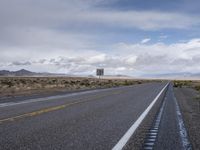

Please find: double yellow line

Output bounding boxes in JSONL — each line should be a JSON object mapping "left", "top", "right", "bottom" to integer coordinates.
{"left": 0, "top": 90, "right": 124, "bottom": 124}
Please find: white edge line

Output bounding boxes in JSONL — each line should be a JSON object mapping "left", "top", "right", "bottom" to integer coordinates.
{"left": 112, "top": 83, "right": 169, "bottom": 150}
{"left": 0, "top": 89, "right": 108, "bottom": 108}
{"left": 0, "top": 85, "right": 137, "bottom": 108}
{"left": 174, "top": 97, "right": 192, "bottom": 150}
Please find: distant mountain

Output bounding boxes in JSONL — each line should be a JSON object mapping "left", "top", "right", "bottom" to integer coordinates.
{"left": 1, "top": 69, "right": 200, "bottom": 79}
{"left": 102, "top": 74, "right": 130, "bottom": 77}
{"left": 14, "top": 69, "right": 35, "bottom": 76}
{"left": 0, "top": 69, "right": 66, "bottom": 77}
{"left": 142, "top": 72, "right": 200, "bottom": 79}
{"left": 0, "top": 70, "right": 11, "bottom": 76}
{"left": 102, "top": 74, "right": 133, "bottom": 79}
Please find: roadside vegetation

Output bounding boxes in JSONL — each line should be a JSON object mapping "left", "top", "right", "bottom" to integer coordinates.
{"left": 0, "top": 77, "right": 153, "bottom": 97}
{"left": 173, "top": 80, "right": 192, "bottom": 88}
{"left": 174, "top": 80, "right": 200, "bottom": 149}
{"left": 173, "top": 80, "right": 200, "bottom": 110}
{"left": 173, "top": 80, "right": 200, "bottom": 90}
{"left": 174, "top": 80, "right": 200, "bottom": 114}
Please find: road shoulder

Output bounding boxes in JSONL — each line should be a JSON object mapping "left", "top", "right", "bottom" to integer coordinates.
{"left": 174, "top": 87, "right": 200, "bottom": 149}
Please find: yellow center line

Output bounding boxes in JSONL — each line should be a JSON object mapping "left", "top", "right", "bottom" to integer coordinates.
{"left": 0, "top": 90, "right": 124, "bottom": 124}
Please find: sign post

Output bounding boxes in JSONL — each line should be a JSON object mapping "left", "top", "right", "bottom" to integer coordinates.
{"left": 96, "top": 68, "right": 104, "bottom": 79}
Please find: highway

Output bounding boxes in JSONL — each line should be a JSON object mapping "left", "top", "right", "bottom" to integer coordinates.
{"left": 0, "top": 82, "right": 191, "bottom": 150}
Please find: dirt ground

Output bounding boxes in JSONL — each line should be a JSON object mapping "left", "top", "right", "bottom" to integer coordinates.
{"left": 174, "top": 87, "right": 200, "bottom": 149}
{"left": 0, "top": 77, "right": 152, "bottom": 99}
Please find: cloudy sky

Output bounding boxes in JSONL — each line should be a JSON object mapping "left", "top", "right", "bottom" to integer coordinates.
{"left": 0, "top": 0, "right": 200, "bottom": 76}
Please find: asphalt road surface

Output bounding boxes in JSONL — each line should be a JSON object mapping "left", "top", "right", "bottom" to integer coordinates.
{"left": 154, "top": 84, "right": 189, "bottom": 150}
{"left": 1, "top": 82, "right": 188, "bottom": 150}
{"left": 142, "top": 83, "right": 192, "bottom": 150}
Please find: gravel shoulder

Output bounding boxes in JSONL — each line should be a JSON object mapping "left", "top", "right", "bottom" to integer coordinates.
{"left": 174, "top": 87, "right": 200, "bottom": 150}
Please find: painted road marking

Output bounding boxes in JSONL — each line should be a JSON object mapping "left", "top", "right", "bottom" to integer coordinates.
{"left": 0, "top": 85, "right": 136, "bottom": 108}
{"left": 143, "top": 98, "right": 166, "bottom": 150}
{"left": 144, "top": 147, "right": 153, "bottom": 150}
{"left": 112, "top": 83, "right": 169, "bottom": 150}
{"left": 147, "top": 139, "right": 156, "bottom": 142}
{"left": 173, "top": 94, "right": 192, "bottom": 150}
{"left": 0, "top": 88, "right": 118, "bottom": 108}
{"left": 0, "top": 91, "right": 123, "bottom": 124}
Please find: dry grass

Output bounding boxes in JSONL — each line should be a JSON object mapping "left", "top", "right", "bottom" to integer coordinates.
{"left": 173, "top": 80, "right": 200, "bottom": 91}
{"left": 173, "top": 80, "right": 193, "bottom": 88}
{"left": 0, "top": 77, "right": 153, "bottom": 97}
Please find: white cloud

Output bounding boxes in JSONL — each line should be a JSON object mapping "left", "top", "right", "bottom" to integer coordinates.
{"left": 1, "top": 39, "right": 200, "bottom": 76}
{"left": 75, "top": 11, "right": 200, "bottom": 30}
{"left": 114, "top": 38, "right": 200, "bottom": 74}
{"left": 0, "top": 0, "right": 199, "bottom": 33}
{"left": 0, "top": 1, "right": 200, "bottom": 76}
{"left": 141, "top": 38, "right": 151, "bottom": 44}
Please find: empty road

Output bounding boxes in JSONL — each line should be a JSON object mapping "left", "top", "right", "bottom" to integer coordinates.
{"left": 0, "top": 82, "right": 190, "bottom": 150}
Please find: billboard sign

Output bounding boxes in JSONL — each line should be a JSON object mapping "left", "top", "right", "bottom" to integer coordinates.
{"left": 96, "top": 68, "right": 104, "bottom": 76}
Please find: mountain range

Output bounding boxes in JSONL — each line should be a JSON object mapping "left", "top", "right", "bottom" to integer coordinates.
{"left": 142, "top": 72, "right": 200, "bottom": 79}
{"left": 0, "top": 69, "right": 200, "bottom": 79}
{"left": 0, "top": 69, "right": 66, "bottom": 77}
